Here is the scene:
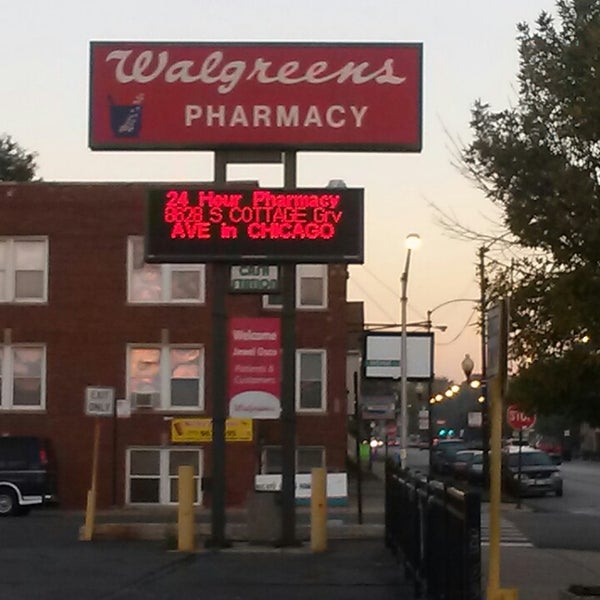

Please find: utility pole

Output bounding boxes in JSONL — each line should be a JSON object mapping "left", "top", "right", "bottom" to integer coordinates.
{"left": 479, "top": 246, "right": 490, "bottom": 488}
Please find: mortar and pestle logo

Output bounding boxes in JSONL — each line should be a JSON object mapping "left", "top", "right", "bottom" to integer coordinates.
{"left": 108, "top": 94, "right": 144, "bottom": 137}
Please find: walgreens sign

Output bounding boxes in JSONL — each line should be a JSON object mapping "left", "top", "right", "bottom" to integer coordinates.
{"left": 89, "top": 42, "right": 422, "bottom": 152}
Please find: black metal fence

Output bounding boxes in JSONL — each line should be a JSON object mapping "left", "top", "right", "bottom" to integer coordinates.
{"left": 385, "top": 461, "right": 481, "bottom": 600}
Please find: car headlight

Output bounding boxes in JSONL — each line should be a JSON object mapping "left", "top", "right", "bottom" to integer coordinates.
{"left": 513, "top": 473, "right": 530, "bottom": 481}
{"left": 550, "top": 472, "right": 561, "bottom": 480}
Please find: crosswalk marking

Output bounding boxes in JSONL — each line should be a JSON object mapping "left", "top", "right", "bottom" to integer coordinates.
{"left": 480, "top": 514, "right": 533, "bottom": 547}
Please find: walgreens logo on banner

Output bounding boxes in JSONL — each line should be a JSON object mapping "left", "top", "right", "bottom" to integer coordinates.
{"left": 228, "top": 317, "right": 281, "bottom": 419}
{"left": 89, "top": 42, "right": 422, "bottom": 151}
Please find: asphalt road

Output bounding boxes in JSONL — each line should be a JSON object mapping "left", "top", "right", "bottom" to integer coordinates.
{"left": 505, "top": 459, "right": 600, "bottom": 551}
{"left": 0, "top": 511, "right": 409, "bottom": 600}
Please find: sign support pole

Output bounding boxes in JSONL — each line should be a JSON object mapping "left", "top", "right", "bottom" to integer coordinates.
{"left": 209, "top": 152, "right": 228, "bottom": 548}
{"left": 280, "top": 150, "right": 298, "bottom": 546}
{"left": 82, "top": 418, "right": 101, "bottom": 541}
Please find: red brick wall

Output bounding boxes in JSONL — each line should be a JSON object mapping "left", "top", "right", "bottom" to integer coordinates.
{"left": 0, "top": 183, "right": 350, "bottom": 509}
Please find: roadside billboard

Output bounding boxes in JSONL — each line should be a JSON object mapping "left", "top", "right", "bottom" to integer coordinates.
{"left": 89, "top": 41, "right": 422, "bottom": 152}
{"left": 363, "top": 332, "right": 433, "bottom": 380}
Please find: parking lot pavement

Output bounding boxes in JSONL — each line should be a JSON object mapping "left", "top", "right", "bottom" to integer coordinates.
{"left": 0, "top": 510, "right": 412, "bottom": 600}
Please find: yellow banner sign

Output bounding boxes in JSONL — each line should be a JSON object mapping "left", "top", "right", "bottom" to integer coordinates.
{"left": 171, "top": 418, "right": 253, "bottom": 443}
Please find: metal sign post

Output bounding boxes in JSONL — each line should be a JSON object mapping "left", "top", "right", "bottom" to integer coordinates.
{"left": 82, "top": 386, "right": 115, "bottom": 542}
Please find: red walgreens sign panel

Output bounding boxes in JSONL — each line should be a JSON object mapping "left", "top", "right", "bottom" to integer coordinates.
{"left": 229, "top": 317, "right": 281, "bottom": 419}
{"left": 506, "top": 404, "right": 536, "bottom": 430}
{"left": 89, "top": 42, "right": 422, "bottom": 152}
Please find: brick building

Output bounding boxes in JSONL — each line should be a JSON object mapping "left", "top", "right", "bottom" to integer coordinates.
{"left": 0, "top": 182, "right": 352, "bottom": 509}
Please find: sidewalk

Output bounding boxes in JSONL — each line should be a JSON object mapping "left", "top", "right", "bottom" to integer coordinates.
{"left": 485, "top": 545, "right": 600, "bottom": 600}
{"left": 88, "top": 462, "right": 600, "bottom": 600}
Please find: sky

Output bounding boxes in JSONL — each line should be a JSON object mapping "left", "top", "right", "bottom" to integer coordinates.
{"left": 1, "top": 0, "right": 559, "bottom": 384}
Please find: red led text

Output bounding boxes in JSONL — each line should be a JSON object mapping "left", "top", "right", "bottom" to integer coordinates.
{"left": 163, "top": 189, "right": 345, "bottom": 241}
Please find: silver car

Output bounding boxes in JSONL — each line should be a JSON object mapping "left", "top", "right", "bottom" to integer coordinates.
{"left": 502, "top": 447, "right": 563, "bottom": 497}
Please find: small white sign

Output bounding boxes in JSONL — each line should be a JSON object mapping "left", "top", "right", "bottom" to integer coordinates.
{"left": 229, "top": 391, "right": 281, "bottom": 419}
{"left": 85, "top": 386, "right": 115, "bottom": 416}
{"left": 116, "top": 398, "right": 131, "bottom": 419}
{"left": 255, "top": 473, "right": 348, "bottom": 504}
{"left": 468, "top": 411, "right": 483, "bottom": 427}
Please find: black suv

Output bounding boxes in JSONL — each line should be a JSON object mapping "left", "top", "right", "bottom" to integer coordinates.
{"left": 0, "top": 436, "right": 58, "bottom": 516}
{"left": 430, "top": 439, "right": 468, "bottom": 475}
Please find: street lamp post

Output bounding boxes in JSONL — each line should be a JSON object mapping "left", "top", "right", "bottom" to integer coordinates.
{"left": 399, "top": 233, "right": 421, "bottom": 469}
{"left": 425, "top": 298, "right": 478, "bottom": 471}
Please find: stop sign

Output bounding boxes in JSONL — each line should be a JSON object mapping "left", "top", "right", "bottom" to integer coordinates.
{"left": 506, "top": 404, "right": 536, "bottom": 430}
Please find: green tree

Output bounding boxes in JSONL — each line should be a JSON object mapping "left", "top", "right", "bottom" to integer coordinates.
{"left": 460, "top": 0, "right": 600, "bottom": 424}
{"left": 0, "top": 134, "right": 38, "bottom": 181}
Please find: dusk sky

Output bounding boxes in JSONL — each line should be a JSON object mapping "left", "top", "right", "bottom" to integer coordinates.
{"left": 1, "top": 0, "right": 558, "bottom": 383}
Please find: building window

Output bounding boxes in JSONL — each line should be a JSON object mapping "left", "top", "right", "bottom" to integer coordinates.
{"left": 0, "top": 345, "right": 46, "bottom": 410}
{"left": 128, "top": 345, "right": 204, "bottom": 411}
{"left": 262, "top": 446, "right": 325, "bottom": 474}
{"left": 263, "top": 264, "right": 327, "bottom": 309}
{"left": 0, "top": 237, "right": 48, "bottom": 303}
{"left": 127, "top": 447, "right": 203, "bottom": 505}
{"left": 127, "top": 237, "right": 205, "bottom": 304}
{"left": 296, "top": 349, "right": 326, "bottom": 412}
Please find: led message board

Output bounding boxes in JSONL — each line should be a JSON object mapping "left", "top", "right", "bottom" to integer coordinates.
{"left": 145, "top": 187, "right": 364, "bottom": 264}
{"left": 89, "top": 42, "right": 422, "bottom": 152}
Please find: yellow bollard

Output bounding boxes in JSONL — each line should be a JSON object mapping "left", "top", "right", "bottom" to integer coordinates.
{"left": 177, "top": 465, "right": 195, "bottom": 552}
{"left": 310, "top": 467, "right": 327, "bottom": 553}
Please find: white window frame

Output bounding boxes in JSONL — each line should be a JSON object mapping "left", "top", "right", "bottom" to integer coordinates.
{"left": 125, "top": 446, "right": 203, "bottom": 506}
{"left": 295, "top": 349, "right": 327, "bottom": 413}
{"left": 127, "top": 344, "right": 205, "bottom": 412}
{"left": 261, "top": 445, "right": 326, "bottom": 474}
{"left": 0, "top": 237, "right": 48, "bottom": 303}
{"left": 0, "top": 344, "right": 47, "bottom": 411}
{"left": 127, "top": 236, "right": 206, "bottom": 304}
{"left": 262, "top": 264, "right": 328, "bottom": 310}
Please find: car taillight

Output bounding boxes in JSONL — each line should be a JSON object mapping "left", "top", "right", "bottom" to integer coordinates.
{"left": 39, "top": 447, "right": 48, "bottom": 465}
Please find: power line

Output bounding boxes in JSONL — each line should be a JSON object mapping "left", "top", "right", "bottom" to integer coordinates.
{"left": 349, "top": 277, "right": 398, "bottom": 323}
{"left": 354, "top": 265, "right": 428, "bottom": 321}
{"left": 437, "top": 308, "right": 478, "bottom": 346}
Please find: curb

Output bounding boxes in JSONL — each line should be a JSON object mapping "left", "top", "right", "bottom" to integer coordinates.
{"left": 80, "top": 522, "right": 385, "bottom": 543}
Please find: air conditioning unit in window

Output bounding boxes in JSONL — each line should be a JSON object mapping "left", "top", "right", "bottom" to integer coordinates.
{"left": 131, "top": 392, "right": 160, "bottom": 409}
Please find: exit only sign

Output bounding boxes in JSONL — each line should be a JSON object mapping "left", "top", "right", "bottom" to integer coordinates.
{"left": 229, "top": 265, "right": 280, "bottom": 293}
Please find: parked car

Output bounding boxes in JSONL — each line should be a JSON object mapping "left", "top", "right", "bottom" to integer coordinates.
{"left": 451, "top": 449, "right": 481, "bottom": 480}
{"left": 464, "top": 450, "right": 485, "bottom": 485}
{"left": 501, "top": 446, "right": 563, "bottom": 497}
{"left": 533, "top": 435, "right": 563, "bottom": 464}
{"left": 431, "top": 439, "right": 468, "bottom": 475}
{"left": 0, "top": 436, "right": 58, "bottom": 516}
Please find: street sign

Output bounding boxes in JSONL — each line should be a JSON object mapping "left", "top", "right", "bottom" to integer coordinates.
{"left": 85, "top": 387, "right": 115, "bottom": 416}
{"left": 486, "top": 299, "right": 508, "bottom": 382}
{"left": 229, "top": 265, "right": 280, "bottom": 293}
{"left": 171, "top": 418, "right": 253, "bottom": 443}
{"left": 506, "top": 404, "right": 536, "bottom": 430}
